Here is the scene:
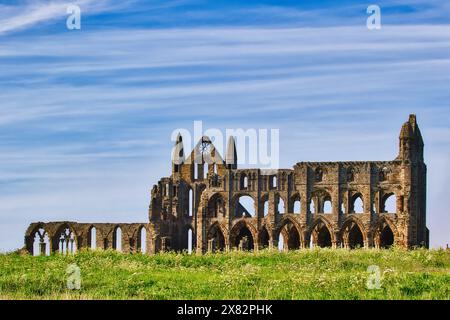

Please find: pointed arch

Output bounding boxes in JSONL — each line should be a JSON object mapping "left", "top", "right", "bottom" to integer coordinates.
{"left": 277, "top": 194, "right": 286, "bottom": 214}
{"left": 233, "top": 193, "right": 256, "bottom": 218}
{"left": 291, "top": 193, "right": 301, "bottom": 214}
{"left": 136, "top": 225, "right": 147, "bottom": 254}
{"left": 207, "top": 222, "right": 226, "bottom": 252}
{"left": 188, "top": 187, "right": 194, "bottom": 217}
{"left": 340, "top": 217, "right": 367, "bottom": 249}
{"left": 179, "top": 223, "right": 196, "bottom": 253}
{"left": 32, "top": 227, "right": 50, "bottom": 256}
{"left": 380, "top": 225, "right": 394, "bottom": 248}
{"left": 373, "top": 217, "right": 398, "bottom": 248}
{"left": 259, "top": 226, "right": 270, "bottom": 249}
{"left": 187, "top": 228, "right": 194, "bottom": 254}
{"left": 207, "top": 193, "right": 225, "bottom": 218}
{"left": 113, "top": 226, "right": 122, "bottom": 252}
{"left": 276, "top": 218, "right": 302, "bottom": 250}
{"left": 350, "top": 193, "right": 364, "bottom": 213}
{"left": 240, "top": 173, "right": 248, "bottom": 190}
{"left": 230, "top": 220, "right": 257, "bottom": 251}
{"left": 53, "top": 223, "right": 78, "bottom": 254}
{"left": 88, "top": 225, "right": 96, "bottom": 250}
{"left": 381, "top": 192, "right": 397, "bottom": 213}
{"left": 309, "top": 217, "right": 334, "bottom": 248}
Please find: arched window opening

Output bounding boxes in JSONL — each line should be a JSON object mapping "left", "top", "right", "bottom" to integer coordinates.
{"left": 208, "top": 194, "right": 224, "bottom": 218}
{"left": 314, "top": 224, "right": 332, "bottom": 248}
{"left": 278, "top": 233, "right": 285, "bottom": 252}
{"left": 235, "top": 195, "right": 255, "bottom": 217}
{"left": 33, "top": 233, "right": 40, "bottom": 256}
{"left": 323, "top": 199, "right": 332, "bottom": 214}
{"left": 240, "top": 174, "right": 248, "bottom": 190}
{"left": 270, "top": 176, "right": 277, "bottom": 189}
{"left": 113, "top": 227, "right": 122, "bottom": 252}
{"left": 310, "top": 200, "right": 316, "bottom": 214}
{"left": 279, "top": 223, "right": 301, "bottom": 250}
{"left": 140, "top": 227, "right": 147, "bottom": 254}
{"left": 277, "top": 197, "right": 285, "bottom": 214}
{"left": 213, "top": 163, "right": 217, "bottom": 174}
{"left": 348, "top": 225, "right": 364, "bottom": 249}
{"left": 58, "top": 228, "right": 76, "bottom": 255}
{"left": 382, "top": 194, "right": 396, "bottom": 213}
{"left": 288, "top": 226, "right": 301, "bottom": 249}
{"left": 33, "top": 228, "right": 50, "bottom": 256}
{"left": 380, "top": 225, "right": 394, "bottom": 248}
{"left": 194, "top": 163, "right": 198, "bottom": 180}
{"left": 293, "top": 199, "right": 301, "bottom": 214}
{"left": 189, "top": 189, "right": 194, "bottom": 217}
{"left": 208, "top": 226, "right": 225, "bottom": 252}
{"left": 187, "top": 229, "right": 193, "bottom": 254}
{"left": 89, "top": 227, "right": 96, "bottom": 250}
{"left": 234, "top": 226, "right": 254, "bottom": 251}
{"left": 341, "top": 202, "right": 345, "bottom": 214}
{"left": 352, "top": 196, "right": 364, "bottom": 213}
{"left": 263, "top": 200, "right": 269, "bottom": 217}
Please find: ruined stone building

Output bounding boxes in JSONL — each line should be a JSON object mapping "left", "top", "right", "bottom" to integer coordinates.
{"left": 25, "top": 115, "right": 428, "bottom": 255}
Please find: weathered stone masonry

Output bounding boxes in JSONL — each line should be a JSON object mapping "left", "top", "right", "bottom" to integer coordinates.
{"left": 25, "top": 115, "right": 428, "bottom": 255}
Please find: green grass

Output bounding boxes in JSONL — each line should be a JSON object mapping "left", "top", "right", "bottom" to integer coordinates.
{"left": 0, "top": 248, "right": 449, "bottom": 300}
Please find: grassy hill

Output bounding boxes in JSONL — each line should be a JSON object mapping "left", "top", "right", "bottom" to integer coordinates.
{"left": 0, "top": 248, "right": 448, "bottom": 300}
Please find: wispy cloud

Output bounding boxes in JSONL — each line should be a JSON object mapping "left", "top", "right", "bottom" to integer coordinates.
{"left": 0, "top": 0, "right": 140, "bottom": 35}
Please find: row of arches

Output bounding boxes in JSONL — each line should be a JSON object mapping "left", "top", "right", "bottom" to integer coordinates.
{"left": 206, "top": 193, "right": 396, "bottom": 219}
{"left": 204, "top": 218, "right": 396, "bottom": 252}
{"left": 237, "top": 173, "right": 282, "bottom": 191}
{"left": 29, "top": 224, "right": 149, "bottom": 256}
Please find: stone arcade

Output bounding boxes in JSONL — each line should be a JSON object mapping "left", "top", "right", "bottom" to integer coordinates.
{"left": 25, "top": 115, "right": 428, "bottom": 255}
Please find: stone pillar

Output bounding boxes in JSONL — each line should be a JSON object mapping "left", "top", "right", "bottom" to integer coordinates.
{"left": 69, "top": 238, "right": 74, "bottom": 254}
{"left": 47, "top": 237, "right": 53, "bottom": 254}
{"left": 364, "top": 239, "right": 369, "bottom": 249}
{"left": 268, "top": 240, "right": 274, "bottom": 251}
{"left": 300, "top": 240, "right": 308, "bottom": 249}
{"left": 122, "top": 236, "right": 131, "bottom": 253}
{"left": 207, "top": 239, "right": 213, "bottom": 253}
{"left": 161, "top": 237, "right": 167, "bottom": 252}
{"left": 332, "top": 240, "right": 338, "bottom": 249}
{"left": 25, "top": 236, "right": 34, "bottom": 255}
{"left": 39, "top": 239, "right": 46, "bottom": 256}
{"left": 95, "top": 235, "right": 103, "bottom": 250}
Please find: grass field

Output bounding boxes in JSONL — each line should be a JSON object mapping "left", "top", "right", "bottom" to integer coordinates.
{"left": 0, "top": 248, "right": 449, "bottom": 300}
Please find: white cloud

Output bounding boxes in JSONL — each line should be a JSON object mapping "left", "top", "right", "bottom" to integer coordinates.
{"left": 0, "top": 0, "right": 138, "bottom": 35}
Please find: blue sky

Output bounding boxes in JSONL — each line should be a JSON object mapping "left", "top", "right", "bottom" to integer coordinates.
{"left": 0, "top": 0, "right": 450, "bottom": 251}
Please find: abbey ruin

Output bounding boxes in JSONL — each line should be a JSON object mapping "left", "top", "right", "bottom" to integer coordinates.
{"left": 25, "top": 115, "right": 428, "bottom": 255}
